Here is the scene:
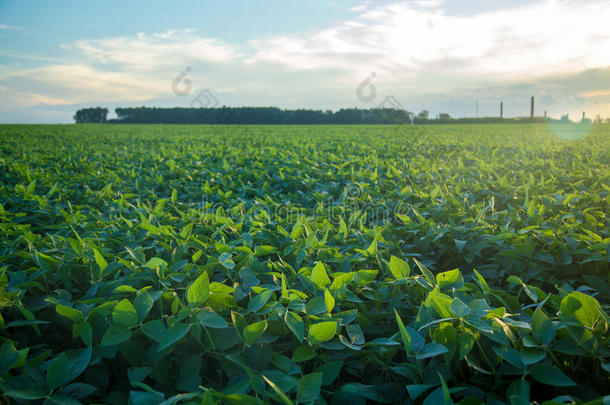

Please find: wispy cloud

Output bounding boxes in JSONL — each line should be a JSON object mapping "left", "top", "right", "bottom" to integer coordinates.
{"left": 0, "top": 24, "right": 27, "bottom": 31}
{"left": 73, "top": 29, "right": 240, "bottom": 69}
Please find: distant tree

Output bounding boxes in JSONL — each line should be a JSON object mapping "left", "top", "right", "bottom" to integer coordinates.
{"left": 594, "top": 114, "right": 603, "bottom": 124}
{"left": 560, "top": 114, "right": 570, "bottom": 122}
{"left": 438, "top": 113, "right": 452, "bottom": 120}
{"left": 417, "top": 110, "right": 429, "bottom": 119}
{"left": 74, "top": 107, "right": 108, "bottom": 123}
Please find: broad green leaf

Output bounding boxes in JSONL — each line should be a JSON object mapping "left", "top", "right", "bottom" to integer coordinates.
{"left": 242, "top": 320, "right": 268, "bottom": 346}
{"left": 112, "top": 299, "right": 138, "bottom": 327}
{"left": 247, "top": 290, "right": 273, "bottom": 313}
{"left": 308, "top": 321, "right": 337, "bottom": 343}
{"left": 93, "top": 248, "right": 107, "bottom": 274}
{"left": 297, "top": 372, "right": 322, "bottom": 404}
{"left": 345, "top": 324, "right": 365, "bottom": 345}
{"left": 310, "top": 261, "right": 330, "bottom": 290}
{"left": 530, "top": 363, "right": 576, "bottom": 387}
{"left": 55, "top": 304, "right": 84, "bottom": 322}
{"left": 427, "top": 290, "right": 454, "bottom": 319}
{"left": 389, "top": 256, "right": 410, "bottom": 279}
{"left": 143, "top": 257, "right": 167, "bottom": 269}
{"left": 559, "top": 291, "right": 601, "bottom": 329}
{"left": 47, "top": 353, "right": 71, "bottom": 391}
{"left": 415, "top": 343, "right": 449, "bottom": 360}
{"left": 0, "top": 341, "right": 19, "bottom": 377}
{"left": 141, "top": 320, "right": 167, "bottom": 343}
{"left": 531, "top": 308, "right": 555, "bottom": 346}
{"left": 0, "top": 376, "right": 46, "bottom": 400}
{"left": 101, "top": 324, "right": 132, "bottom": 347}
{"left": 198, "top": 310, "right": 228, "bottom": 329}
{"left": 292, "top": 345, "right": 317, "bottom": 362}
{"left": 436, "top": 269, "right": 460, "bottom": 288}
{"left": 187, "top": 271, "right": 210, "bottom": 306}
{"left": 158, "top": 323, "right": 191, "bottom": 351}
{"left": 285, "top": 311, "right": 305, "bottom": 343}
{"left": 133, "top": 291, "right": 154, "bottom": 323}
{"left": 450, "top": 297, "right": 471, "bottom": 318}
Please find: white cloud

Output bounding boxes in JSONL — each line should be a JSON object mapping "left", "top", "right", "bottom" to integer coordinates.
{"left": 250, "top": 0, "right": 610, "bottom": 82}
{"left": 74, "top": 29, "right": 240, "bottom": 70}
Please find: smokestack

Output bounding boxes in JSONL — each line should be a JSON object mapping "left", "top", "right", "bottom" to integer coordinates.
{"left": 582, "top": 111, "right": 586, "bottom": 121}
{"left": 500, "top": 102, "right": 503, "bottom": 118}
{"left": 530, "top": 96, "right": 535, "bottom": 119}
{"left": 544, "top": 111, "right": 547, "bottom": 118}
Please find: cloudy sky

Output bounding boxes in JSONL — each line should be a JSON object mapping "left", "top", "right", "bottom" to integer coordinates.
{"left": 1, "top": 0, "right": 610, "bottom": 122}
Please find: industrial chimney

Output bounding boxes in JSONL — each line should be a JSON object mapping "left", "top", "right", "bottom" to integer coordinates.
{"left": 530, "top": 96, "right": 534, "bottom": 119}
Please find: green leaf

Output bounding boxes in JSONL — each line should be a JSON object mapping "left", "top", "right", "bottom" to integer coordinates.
{"left": 530, "top": 363, "right": 576, "bottom": 387}
{"left": 324, "top": 289, "right": 335, "bottom": 313}
{"left": 292, "top": 345, "right": 317, "bottom": 362}
{"left": 285, "top": 311, "right": 305, "bottom": 343}
{"left": 389, "top": 256, "right": 410, "bottom": 279}
{"left": 450, "top": 297, "right": 471, "bottom": 318}
{"left": 128, "top": 367, "right": 152, "bottom": 386}
{"left": 0, "top": 341, "right": 19, "bottom": 377}
{"left": 158, "top": 323, "right": 191, "bottom": 351}
{"left": 219, "top": 252, "right": 235, "bottom": 269}
{"left": 101, "top": 324, "right": 132, "bottom": 347}
{"left": 472, "top": 269, "right": 490, "bottom": 292}
{"left": 141, "top": 320, "right": 167, "bottom": 343}
{"left": 308, "top": 321, "right": 337, "bottom": 343}
{"left": 263, "top": 375, "right": 294, "bottom": 405}
{"left": 254, "top": 245, "right": 277, "bottom": 257}
{"left": 55, "top": 304, "right": 84, "bottom": 322}
{"left": 187, "top": 271, "right": 210, "bottom": 306}
{"left": 143, "top": 257, "right": 167, "bottom": 269}
{"left": 310, "top": 261, "right": 330, "bottom": 290}
{"left": 198, "top": 310, "right": 228, "bottom": 329}
{"left": 436, "top": 269, "right": 460, "bottom": 289}
{"left": 394, "top": 310, "right": 411, "bottom": 354}
{"left": 427, "top": 290, "right": 454, "bottom": 319}
{"left": 68, "top": 346, "right": 92, "bottom": 382}
{"left": 242, "top": 320, "right": 268, "bottom": 346}
{"left": 560, "top": 291, "right": 601, "bottom": 329}
{"left": 0, "top": 376, "right": 46, "bottom": 400}
{"left": 133, "top": 291, "right": 154, "bottom": 323}
{"left": 93, "top": 248, "right": 107, "bottom": 274}
{"left": 112, "top": 299, "right": 138, "bottom": 327}
{"left": 531, "top": 308, "right": 555, "bottom": 346}
{"left": 47, "top": 353, "right": 71, "bottom": 391}
{"left": 247, "top": 290, "right": 273, "bottom": 313}
{"left": 345, "top": 324, "right": 365, "bottom": 345}
{"left": 415, "top": 343, "right": 449, "bottom": 360}
{"left": 297, "top": 372, "right": 322, "bottom": 404}
{"left": 60, "top": 382, "right": 97, "bottom": 400}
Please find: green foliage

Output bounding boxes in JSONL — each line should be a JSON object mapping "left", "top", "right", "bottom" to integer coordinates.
{"left": 0, "top": 123, "right": 609, "bottom": 404}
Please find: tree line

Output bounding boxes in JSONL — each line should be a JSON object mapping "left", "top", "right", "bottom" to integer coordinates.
{"left": 74, "top": 106, "right": 587, "bottom": 125}
{"left": 75, "top": 106, "right": 421, "bottom": 124}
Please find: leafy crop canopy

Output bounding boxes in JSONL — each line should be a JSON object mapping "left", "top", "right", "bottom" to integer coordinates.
{"left": 0, "top": 123, "right": 608, "bottom": 404}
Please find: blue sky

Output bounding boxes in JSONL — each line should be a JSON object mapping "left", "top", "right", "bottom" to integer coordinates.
{"left": 1, "top": 0, "right": 610, "bottom": 122}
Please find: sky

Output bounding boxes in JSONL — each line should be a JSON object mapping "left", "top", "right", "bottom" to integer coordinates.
{"left": 1, "top": 0, "right": 610, "bottom": 123}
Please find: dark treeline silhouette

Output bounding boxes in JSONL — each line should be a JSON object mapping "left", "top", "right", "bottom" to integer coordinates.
{"left": 108, "top": 106, "right": 414, "bottom": 124}
{"left": 73, "top": 106, "right": 581, "bottom": 124}
{"left": 74, "top": 107, "right": 108, "bottom": 123}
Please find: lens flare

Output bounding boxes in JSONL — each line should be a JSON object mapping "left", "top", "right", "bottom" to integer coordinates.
{"left": 546, "top": 121, "right": 592, "bottom": 141}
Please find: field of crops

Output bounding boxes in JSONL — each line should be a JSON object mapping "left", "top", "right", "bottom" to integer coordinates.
{"left": 0, "top": 123, "right": 608, "bottom": 405}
